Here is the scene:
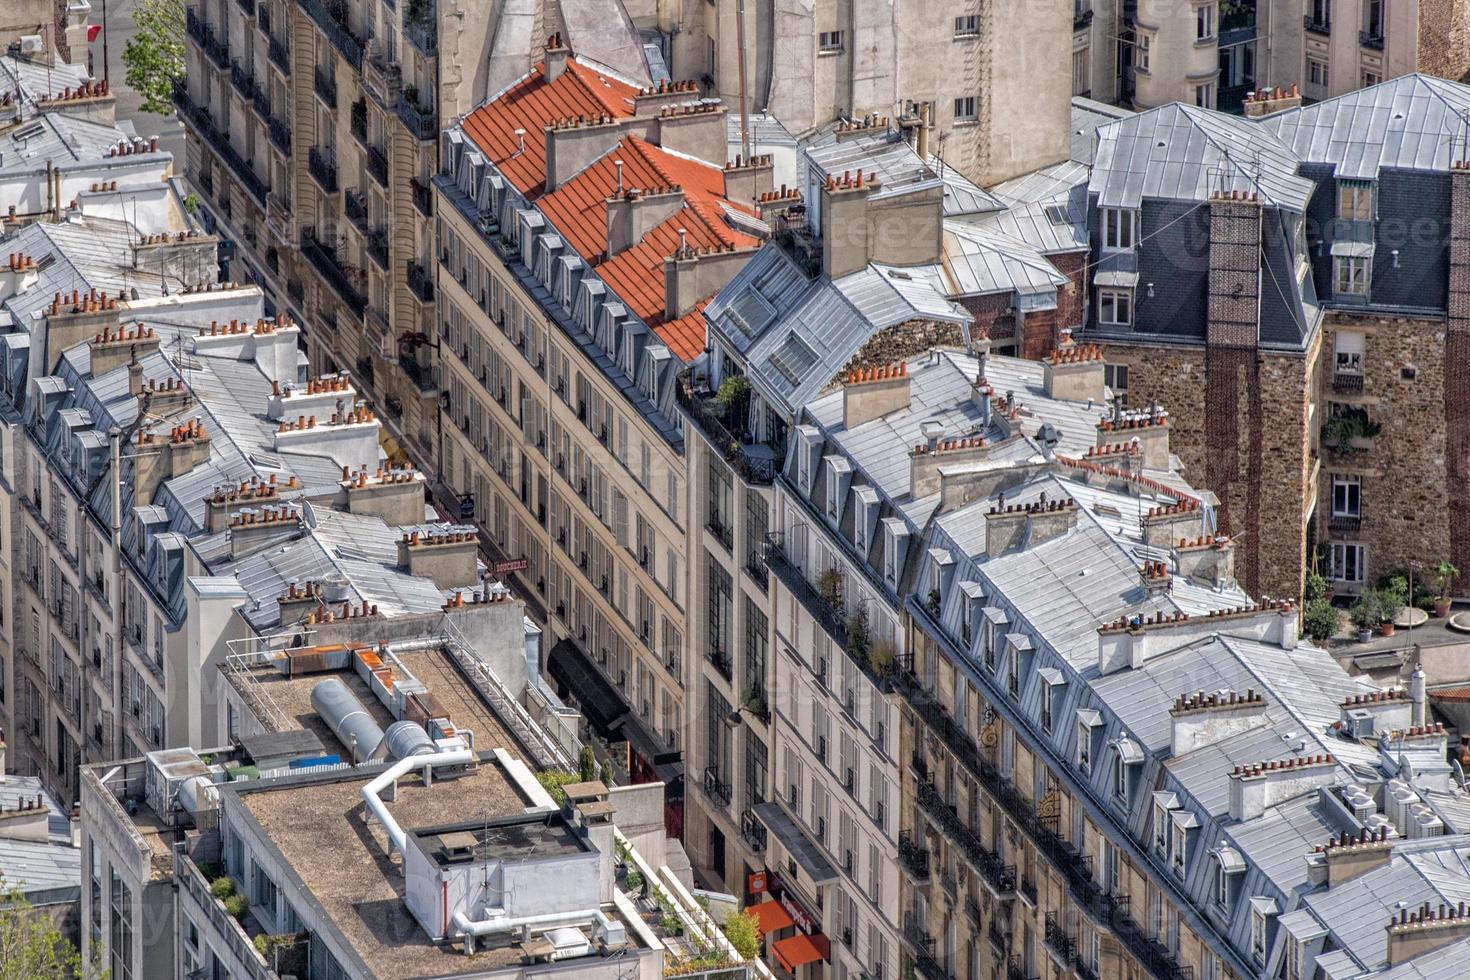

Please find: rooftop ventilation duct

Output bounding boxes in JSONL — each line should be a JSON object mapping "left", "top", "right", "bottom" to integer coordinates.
{"left": 311, "top": 678, "right": 386, "bottom": 763}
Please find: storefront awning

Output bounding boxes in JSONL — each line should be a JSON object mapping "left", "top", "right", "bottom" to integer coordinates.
{"left": 749, "top": 899, "right": 795, "bottom": 935}
{"left": 773, "top": 934, "right": 825, "bottom": 971}
{"left": 546, "top": 639, "right": 629, "bottom": 735}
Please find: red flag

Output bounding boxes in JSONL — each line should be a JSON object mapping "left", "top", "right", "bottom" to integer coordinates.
{"left": 87, "top": 23, "right": 101, "bottom": 43}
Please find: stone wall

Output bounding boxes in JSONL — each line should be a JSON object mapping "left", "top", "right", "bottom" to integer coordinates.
{"left": 1417, "top": 0, "right": 1470, "bottom": 83}
{"left": 1092, "top": 340, "right": 1315, "bottom": 601}
{"left": 1321, "top": 313, "right": 1452, "bottom": 592}
{"left": 840, "top": 319, "right": 971, "bottom": 381}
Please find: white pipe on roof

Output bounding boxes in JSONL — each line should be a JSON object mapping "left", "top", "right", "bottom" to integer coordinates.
{"left": 451, "top": 907, "right": 614, "bottom": 952}
{"left": 361, "top": 746, "right": 474, "bottom": 854}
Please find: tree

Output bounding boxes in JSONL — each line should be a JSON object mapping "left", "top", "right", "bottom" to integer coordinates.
{"left": 122, "top": 0, "right": 186, "bottom": 116}
{"left": 722, "top": 908, "right": 761, "bottom": 960}
{"left": 578, "top": 745, "right": 598, "bottom": 783}
{"left": 0, "top": 886, "right": 105, "bottom": 979}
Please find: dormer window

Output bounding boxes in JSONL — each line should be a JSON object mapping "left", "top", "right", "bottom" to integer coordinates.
{"left": 1152, "top": 792, "right": 1178, "bottom": 856}
{"left": 1248, "top": 897, "right": 1277, "bottom": 965}
{"left": 1170, "top": 809, "right": 1200, "bottom": 879}
{"left": 1076, "top": 710, "right": 1102, "bottom": 774}
{"left": 1112, "top": 738, "right": 1142, "bottom": 803}
{"left": 1212, "top": 845, "right": 1244, "bottom": 910}
{"left": 1038, "top": 668, "right": 1064, "bottom": 734}
{"left": 1338, "top": 180, "right": 1373, "bottom": 221}
{"left": 1101, "top": 208, "right": 1138, "bottom": 250}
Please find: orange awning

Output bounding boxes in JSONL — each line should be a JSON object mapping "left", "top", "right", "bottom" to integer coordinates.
{"left": 749, "top": 899, "right": 795, "bottom": 935}
{"left": 773, "top": 933, "right": 825, "bottom": 971}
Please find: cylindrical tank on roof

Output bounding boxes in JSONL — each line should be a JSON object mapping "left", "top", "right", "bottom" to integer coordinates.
{"left": 177, "top": 775, "right": 219, "bottom": 822}
{"left": 311, "top": 678, "right": 385, "bottom": 763}
{"left": 384, "top": 720, "right": 438, "bottom": 760}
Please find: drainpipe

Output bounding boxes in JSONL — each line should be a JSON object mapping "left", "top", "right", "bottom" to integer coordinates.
{"left": 360, "top": 746, "right": 475, "bottom": 854}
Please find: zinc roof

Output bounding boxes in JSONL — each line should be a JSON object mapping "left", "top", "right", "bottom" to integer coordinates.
{"left": 1090, "top": 102, "right": 1313, "bottom": 211}
{"left": 1263, "top": 73, "right": 1470, "bottom": 179}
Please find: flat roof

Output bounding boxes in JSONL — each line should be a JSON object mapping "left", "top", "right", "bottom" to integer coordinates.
{"left": 234, "top": 756, "right": 533, "bottom": 978}
{"left": 411, "top": 812, "right": 589, "bottom": 869}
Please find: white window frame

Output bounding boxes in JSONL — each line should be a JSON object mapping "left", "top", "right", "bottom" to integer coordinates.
{"left": 1334, "top": 330, "right": 1364, "bottom": 374}
{"left": 1329, "top": 541, "right": 1366, "bottom": 583}
{"left": 1331, "top": 474, "right": 1361, "bottom": 518}
{"left": 1308, "top": 57, "right": 1328, "bottom": 87}
{"left": 1250, "top": 907, "right": 1267, "bottom": 964}
{"left": 1335, "top": 255, "right": 1370, "bottom": 296}
{"left": 1195, "top": 81, "right": 1216, "bottom": 107}
{"left": 1077, "top": 720, "right": 1092, "bottom": 773}
{"left": 1101, "top": 207, "right": 1138, "bottom": 250}
{"left": 1114, "top": 750, "right": 1131, "bottom": 801}
{"left": 1099, "top": 288, "right": 1133, "bottom": 327}
{"left": 818, "top": 31, "right": 844, "bottom": 53}
{"left": 1195, "top": 3, "right": 1216, "bottom": 40}
{"left": 1338, "top": 180, "right": 1373, "bottom": 221}
{"left": 954, "top": 14, "right": 979, "bottom": 36}
{"left": 953, "top": 96, "right": 977, "bottom": 122}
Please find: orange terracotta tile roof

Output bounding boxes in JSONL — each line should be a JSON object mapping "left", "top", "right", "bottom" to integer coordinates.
{"left": 461, "top": 59, "right": 640, "bottom": 198}
{"left": 461, "top": 63, "right": 759, "bottom": 361}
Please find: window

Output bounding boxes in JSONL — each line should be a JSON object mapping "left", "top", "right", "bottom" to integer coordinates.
{"left": 1335, "top": 255, "right": 1370, "bottom": 296}
{"left": 1136, "top": 33, "right": 1151, "bottom": 73}
{"left": 954, "top": 96, "right": 977, "bottom": 122}
{"left": 954, "top": 15, "right": 979, "bottom": 36}
{"left": 1172, "top": 822, "right": 1189, "bottom": 877}
{"left": 1040, "top": 681, "right": 1054, "bottom": 733}
{"left": 1077, "top": 720, "right": 1092, "bottom": 774}
{"left": 1098, "top": 289, "right": 1133, "bottom": 326}
{"left": 1101, "top": 207, "right": 1138, "bottom": 250}
{"left": 1250, "top": 907, "right": 1267, "bottom": 963}
{"left": 1364, "top": 0, "right": 1383, "bottom": 38}
{"left": 1194, "top": 81, "right": 1216, "bottom": 107}
{"left": 1311, "top": 0, "right": 1331, "bottom": 26}
{"left": 1308, "top": 57, "right": 1329, "bottom": 86}
{"left": 1334, "top": 330, "right": 1364, "bottom": 374}
{"left": 1362, "top": 69, "right": 1381, "bottom": 87}
{"left": 1338, "top": 180, "right": 1373, "bottom": 220}
{"left": 1007, "top": 647, "right": 1020, "bottom": 697}
{"left": 1104, "top": 364, "right": 1129, "bottom": 405}
{"left": 1214, "top": 859, "right": 1230, "bottom": 907}
{"left": 1331, "top": 474, "right": 1361, "bottom": 517}
{"left": 819, "top": 31, "right": 844, "bottom": 53}
{"left": 1153, "top": 801, "right": 1169, "bottom": 855}
{"left": 1329, "top": 542, "right": 1365, "bottom": 583}
{"left": 1072, "top": 46, "right": 1090, "bottom": 95}
{"left": 1196, "top": 3, "right": 1215, "bottom": 40}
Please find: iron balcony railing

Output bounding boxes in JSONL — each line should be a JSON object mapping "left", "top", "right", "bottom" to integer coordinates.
{"left": 300, "top": 230, "right": 366, "bottom": 316}
{"left": 314, "top": 66, "right": 338, "bottom": 107}
{"left": 397, "top": 97, "right": 438, "bottom": 140}
{"left": 675, "top": 369, "right": 781, "bottom": 484}
{"left": 898, "top": 831, "right": 931, "bottom": 881}
{"left": 405, "top": 14, "right": 437, "bottom": 56}
{"left": 739, "top": 808, "right": 767, "bottom": 851}
{"left": 301, "top": 0, "right": 364, "bottom": 68}
{"left": 702, "top": 767, "right": 732, "bottom": 809}
{"left": 410, "top": 177, "right": 434, "bottom": 217}
{"left": 367, "top": 145, "right": 389, "bottom": 186}
{"left": 407, "top": 261, "right": 435, "bottom": 303}
{"left": 308, "top": 147, "right": 339, "bottom": 192}
{"left": 344, "top": 189, "right": 369, "bottom": 231}
{"left": 897, "top": 623, "right": 1193, "bottom": 979}
{"left": 915, "top": 776, "right": 1016, "bottom": 896}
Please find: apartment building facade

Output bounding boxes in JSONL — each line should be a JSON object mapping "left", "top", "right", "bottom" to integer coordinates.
{"left": 682, "top": 0, "right": 1073, "bottom": 188}
{"left": 1075, "top": 0, "right": 1470, "bottom": 115}
{"left": 173, "top": 0, "right": 514, "bottom": 467}
{"left": 432, "top": 41, "right": 778, "bottom": 833}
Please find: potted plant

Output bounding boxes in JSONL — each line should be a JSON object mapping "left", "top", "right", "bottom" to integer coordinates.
{"left": 1433, "top": 560, "right": 1459, "bottom": 618}
{"left": 1377, "top": 576, "right": 1407, "bottom": 636}
{"left": 817, "top": 567, "right": 844, "bottom": 610}
{"left": 1350, "top": 592, "right": 1380, "bottom": 643}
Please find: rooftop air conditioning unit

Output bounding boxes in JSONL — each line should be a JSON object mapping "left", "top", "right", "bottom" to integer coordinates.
{"left": 1345, "top": 708, "right": 1375, "bottom": 739}
{"left": 18, "top": 35, "right": 43, "bottom": 57}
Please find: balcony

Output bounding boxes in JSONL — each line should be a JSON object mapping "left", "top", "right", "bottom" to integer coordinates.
{"left": 398, "top": 356, "right": 440, "bottom": 395}
{"left": 1361, "top": 29, "right": 1385, "bottom": 50}
{"left": 344, "top": 189, "right": 369, "bottom": 232}
{"left": 301, "top": 230, "right": 367, "bottom": 317}
{"left": 702, "top": 767, "right": 732, "bottom": 810}
{"left": 764, "top": 537, "right": 894, "bottom": 692}
{"left": 898, "top": 617, "right": 1194, "bottom": 979}
{"left": 676, "top": 370, "right": 782, "bottom": 484}
{"left": 915, "top": 776, "right": 1016, "bottom": 897}
{"left": 363, "top": 48, "right": 402, "bottom": 108}
{"left": 230, "top": 60, "right": 260, "bottom": 103}
{"left": 268, "top": 34, "right": 289, "bottom": 74}
{"left": 396, "top": 96, "right": 438, "bottom": 141}
{"left": 1303, "top": 14, "right": 1330, "bottom": 34}
{"left": 313, "top": 67, "right": 338, "bottom": 108}
{"left": 350, "top": 100, "right": 368, "bottom": 144}
{"left": 405, "top": 12, "right": 438, "bottom": 56}
{"left": 739, "top": 808, "right": 767, "bottom": 851}
{"left": 308, "top": 147, "right": 339, "bottom": 193}
{"left": 367, "top": 145, "right": 389, "bottom": 187}
{"left": 706, "top": 646, "right": 732, "bottom": 681}
{"left": 367, "top": 228, "right": 390, "bottom": 269}
{"left": 1045, "top": 913, "right": 1100, "bottom": 980}
{"left": 407, "top": 261, "right": 435, "bottom": 303}
{"left": 898, "top": 831, "right": 931, "bottom": 882}
{"left": 1332, "top": 371, "right": 1365, "bottom": 395}
{"left": 901, "top": 915, "right": 949, "bottom": 980}
{"left": 301, "top": 0, "right": 365, "bottom": 69}
{"left": 410, "top": 177, "right": 433, "bottom": 217}
{"left": 172, "top": 83, "right": 267, "bottom": 204}
{"left": 268, "top": 116, "right": 291, "bottom": 154}
{"left": 267, "top": 193, "right": 295, "bottom": 245}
